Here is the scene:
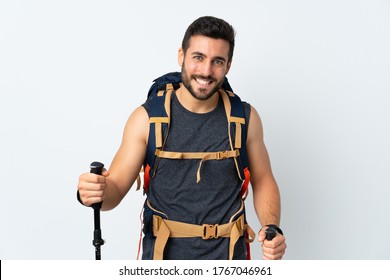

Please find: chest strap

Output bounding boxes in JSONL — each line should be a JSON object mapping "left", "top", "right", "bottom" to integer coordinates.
{"left": 151, "top": 214, "right": 255, "bottom": 260}
{"left": 155, "top": 148, "right": 240, "bottom": 183}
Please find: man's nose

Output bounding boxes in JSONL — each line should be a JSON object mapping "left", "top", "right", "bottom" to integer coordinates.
{"left": 199, "top": 61, "right": 212, "bottom": 77}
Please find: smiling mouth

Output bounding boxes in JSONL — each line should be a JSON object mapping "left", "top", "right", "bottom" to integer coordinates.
{"left": 194, "top": 76, "right": 214, "bottom": 86}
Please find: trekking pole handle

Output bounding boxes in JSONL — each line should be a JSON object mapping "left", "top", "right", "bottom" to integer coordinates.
{"left": 265, "top": 227, "right": 277, "bottom": 241}
{"left": 90, "top": 161, "right": 105, "bottom": 260}
{"left": 90, "top": 161, "right": 104, "bottom": 210}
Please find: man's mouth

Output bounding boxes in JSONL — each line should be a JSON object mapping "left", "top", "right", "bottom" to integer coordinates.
{"left": 194, "top": 76, "right": 214, "bottom": 86}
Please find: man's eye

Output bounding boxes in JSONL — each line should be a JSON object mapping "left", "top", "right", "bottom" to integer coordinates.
{"left": 193, "top": 56, "right": 203, "bottom": 60}
{"left": 214, "top": 60, "right": 224, "bottom": 66}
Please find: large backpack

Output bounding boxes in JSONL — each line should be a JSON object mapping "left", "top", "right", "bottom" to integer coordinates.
{"left": 136, "top": 72, "right": 255, "bottom": 260}
{"left": 141, "top": 72, "right": 251, "bottom": 200}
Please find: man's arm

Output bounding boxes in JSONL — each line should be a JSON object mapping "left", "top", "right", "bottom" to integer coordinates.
{"left": 246, "top": 105, "right": 287, "bottom": 259}
{"left": 78, "top": 106, "right": 149, "bottom": 211}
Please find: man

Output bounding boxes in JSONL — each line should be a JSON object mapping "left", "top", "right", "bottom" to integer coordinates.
{"left": 78, "top": 16, "right": 287, "bottom": 260}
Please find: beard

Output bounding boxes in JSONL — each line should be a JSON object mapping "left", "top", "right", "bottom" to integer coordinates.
{"left": 181, "top": 64, "right": 224, "bottom": 101}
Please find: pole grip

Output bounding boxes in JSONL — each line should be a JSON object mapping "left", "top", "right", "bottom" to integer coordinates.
{"left": 265, "top": 227, "right": 277, "bottom": 241}
{"left": 90, "top": 161, "right": 104, "bottom": 210}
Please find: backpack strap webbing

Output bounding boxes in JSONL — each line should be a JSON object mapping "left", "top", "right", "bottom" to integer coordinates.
{"left": 219, "top": 89, "right": 251, "bottom": 200}
{"left": 219, "top": 89, "right": 245, "bottom": 179}
{"left": 152, "top": 214, "right": 255, "bottom": 260}
{"left": 142, "top": 84, "right": 176, "bottom": 193}
{"left": 150, "top": 84, "right": 174, "bottom": 149}
{"left": 150, "top": 200, "right": 255, "bottom": 260}
{"left": 155, "top": 149, "right": 240, "bottom": 183}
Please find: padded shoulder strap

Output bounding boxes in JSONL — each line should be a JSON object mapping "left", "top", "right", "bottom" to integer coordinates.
{"left": 144, "top": 85, "right": 174, "bottom": 177}
{"left": 219, "top": 89, "right": 251, "bottom": 199}
{"left": 219, "top": 89, "right": 249, "bottom": 171}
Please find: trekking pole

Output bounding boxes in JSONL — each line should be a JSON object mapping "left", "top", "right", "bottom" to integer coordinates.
{"left": 90, "top": 161, "right": 105, "bottom": 260}
{"left": 265, "top": 227, "right": 277, "bottom": 241}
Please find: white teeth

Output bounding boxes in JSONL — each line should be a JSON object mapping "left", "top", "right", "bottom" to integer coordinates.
{"left": 196, "top": 78, "right": 211, "bottom": 85}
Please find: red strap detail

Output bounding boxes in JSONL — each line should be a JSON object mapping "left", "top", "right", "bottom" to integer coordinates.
{"left": 243, "top": 167, "right": 251, "bottom": 259}
{"left": 143, "top": 164, "right": 151, "bottom": 194}
{"left": 240, "top": 167, "right": 250, "bottom": 199}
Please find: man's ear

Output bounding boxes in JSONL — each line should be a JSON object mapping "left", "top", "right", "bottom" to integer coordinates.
{"left": 178, "top": 48, "right": 184, "bottom": 66}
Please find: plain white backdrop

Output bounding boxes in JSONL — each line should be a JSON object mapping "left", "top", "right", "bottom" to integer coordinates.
{"left": 1, "top": 0, "right": 389, "bottom": 260}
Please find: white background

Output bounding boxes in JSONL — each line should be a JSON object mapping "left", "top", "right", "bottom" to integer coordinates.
{"left": 1, "top": 0, "right": 389, "bottom": 260}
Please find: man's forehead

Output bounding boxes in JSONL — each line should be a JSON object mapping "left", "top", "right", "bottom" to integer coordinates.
{"left": 187, "top": 35, "right": 230, "bottom": 57}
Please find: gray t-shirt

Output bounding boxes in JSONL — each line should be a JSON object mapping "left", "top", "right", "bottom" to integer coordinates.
{"left": 142, "top": 90, "right": 251, "bottom": 259}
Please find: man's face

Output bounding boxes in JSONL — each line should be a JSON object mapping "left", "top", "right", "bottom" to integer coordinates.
{"left": 178, "top": 35, "right": 231, "bottom": 101}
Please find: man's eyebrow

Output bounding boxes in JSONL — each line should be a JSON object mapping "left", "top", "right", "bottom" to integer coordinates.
{"left": 214, "top": 56, "right": 227, "bottom": 62}
{"left": 191, "top": 51, "right": 205, "bottom": 57}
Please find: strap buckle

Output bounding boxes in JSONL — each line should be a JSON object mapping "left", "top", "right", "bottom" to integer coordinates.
{"left": 153, "top": 215, "right": 163, "bottom": 231}
{"left": 202, "top": 224, "right": 219, "bottom": 239}
{"left": 216, "top": 151, "right": 228, "bottom": 160}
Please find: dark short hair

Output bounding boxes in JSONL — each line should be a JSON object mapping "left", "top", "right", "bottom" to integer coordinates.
{"left": 181, "top": 16, "right": 236, "bottom": 62}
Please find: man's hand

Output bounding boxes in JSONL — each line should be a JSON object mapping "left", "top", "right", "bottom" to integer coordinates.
{"left": 78, "top": 169, "right": 109, "bottom": 206}
{"left": 258, "top": 226, "right": 287, "bottom": 260}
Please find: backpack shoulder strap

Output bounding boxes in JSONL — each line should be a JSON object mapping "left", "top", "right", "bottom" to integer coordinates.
{"left": 144, "top": 72, "right": 183, "bottom": 169}
{"left": 143, "top": 85, "right": 176, "bottom": 193}
{"left": 219, "top": 89, "right": 251, "bottom": 199}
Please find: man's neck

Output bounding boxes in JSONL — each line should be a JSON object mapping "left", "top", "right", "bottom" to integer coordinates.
{"left": 175, "top": 84, "right": 219, "bottom": 114}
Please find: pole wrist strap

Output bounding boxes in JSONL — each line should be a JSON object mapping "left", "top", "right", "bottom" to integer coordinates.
{"left": 265, "top": 224, "right": 284, "bottom": 236}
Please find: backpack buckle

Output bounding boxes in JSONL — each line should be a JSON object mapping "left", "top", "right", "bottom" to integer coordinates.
{"left": 202, "top": 224, "right": 219, "bottom": 239}
{"left": 216, "top": 151, "right": 227, "bottom": 160}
